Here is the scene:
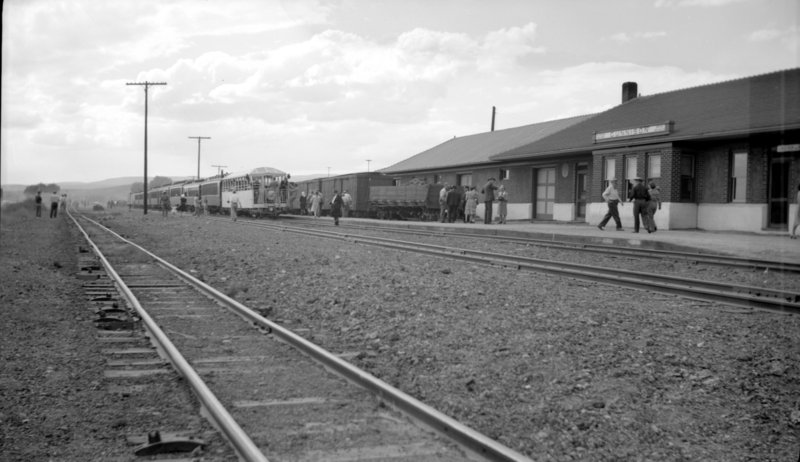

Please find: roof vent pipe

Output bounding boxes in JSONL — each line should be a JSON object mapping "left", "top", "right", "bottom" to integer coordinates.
{"left": 622, "top": 82, "right": 638, "bottom": 103}
{"left": 491, "top": 106, "right": 496, "bottom": 131}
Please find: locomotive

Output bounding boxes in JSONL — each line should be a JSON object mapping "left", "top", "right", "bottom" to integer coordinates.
{"left": 129, "top": 167, "right": 295, "bottom": 217}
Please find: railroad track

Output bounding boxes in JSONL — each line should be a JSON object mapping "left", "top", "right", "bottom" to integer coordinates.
{"left": 286, "top": 216, "right": 800, "bottom": 274}
{"left": 71, "top": 213, "right": 534, "bottom": 462}
{"left": 223, "top": 217, "right": 800, "bottom": 315}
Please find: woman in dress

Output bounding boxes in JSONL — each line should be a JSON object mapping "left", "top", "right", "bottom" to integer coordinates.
{"left": 496, "top": 184, "right": 508, "bottom": 224}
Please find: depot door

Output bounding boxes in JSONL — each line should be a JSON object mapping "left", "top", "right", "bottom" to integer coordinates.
{"left": 533, "top": 167, "right": 555, "bottom": 220}
{"left": 575, "top": 164, "right": 588, "bottom": 221}
{"left": 768, "top": 155, "right": 790, "bottom": 228}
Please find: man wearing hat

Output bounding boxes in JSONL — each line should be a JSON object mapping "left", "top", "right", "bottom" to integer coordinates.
{"left": 629, "top": 177, "right": 650, "bottom": 233}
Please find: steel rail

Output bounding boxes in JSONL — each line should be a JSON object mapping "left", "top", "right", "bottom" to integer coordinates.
{"left": 76, "top": 214, "right": 535, "bottom": 462}
{"left": 233, "top": 219, "right": 800, "bottom": 314}
{"left": 293, "top": 218, "right": 800, "bottom": 273}
{"left": 69, "top": 214, "right": 270, "bottom": 462}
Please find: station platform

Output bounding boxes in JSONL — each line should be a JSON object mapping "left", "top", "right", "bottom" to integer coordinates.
{"left": 347, "top": 218, "right": 800, "bottom": 265}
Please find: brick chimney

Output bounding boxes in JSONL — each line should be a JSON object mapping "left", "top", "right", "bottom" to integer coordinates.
{"left": 622, "top": 82, "right": 638, "bottom": 103}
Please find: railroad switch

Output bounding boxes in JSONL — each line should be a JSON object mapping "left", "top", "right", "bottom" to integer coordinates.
{"left": 133, "top": 431, "right": 205, "bottom": 456}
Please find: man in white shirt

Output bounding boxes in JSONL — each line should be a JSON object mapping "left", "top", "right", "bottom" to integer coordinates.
{"left": 229, "top": 190, "right": 240, "bottom": 221}
{"left": 597, "top": 179, "right": 623, "bottom": 231}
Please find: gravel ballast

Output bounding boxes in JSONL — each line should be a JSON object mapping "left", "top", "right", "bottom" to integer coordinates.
{"left": 2, "top": 207, "right": 798, "bottom": 461}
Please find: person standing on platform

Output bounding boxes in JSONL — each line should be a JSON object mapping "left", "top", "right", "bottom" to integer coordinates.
{"left": 482, "top": 178, "right": 497, "bottom": 224}
{"left": 193, "top": 195, "right": 201, "bottom": 216}
{"left": 496, "top": 185, "right": 508, "bottom": 224}
{"left": 597, "top": 179, "right": 624, "bottom": 231}
{"left": 310, "top": 191, "right": 321, "bottom": 218}
{"left": 34, "top": 191, "right": 43, "bottom": 217}
{"left": 629, "top": 178, "right": 650, "bottom": 233}
{"left": 791, "top": 183, "right": 800, "bottom": 239}
{"left": 446, "top": 186, "right": 460, "bottom": 223}
{"left": 59, "top": 194, "right": 67, "bottom": 213}
{"left": 342, "top": 190, "right": 353, "bottom": 217}
{"left": 439, "top": 183, "right": 449, "bottom": 222}
{"left": 49, "top": 191, "right": 59, "bottom": 218}
{"left": 330, "top": 190, "right": 344, "bottom": 225}
{"left": 179, "top": 193, "right": 188, "bottom": 216}
{"left": 160, "top": 191, "right": 171, "bottom": 217}
{"left": 646, "top": 182, "right": 662, "bottom": 233}
{"left": 464, "top": 187, "right": 478, "bottom": 223}
{"left": 299, "top": 191, "right": 307, "bottom": 215}
{"left": 229, "top": 190, "right": 240, "bottom": 221}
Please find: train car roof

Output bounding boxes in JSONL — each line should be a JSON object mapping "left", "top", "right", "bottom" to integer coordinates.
{"left": 225, "top": 166, "right": 287, "bottom": 178}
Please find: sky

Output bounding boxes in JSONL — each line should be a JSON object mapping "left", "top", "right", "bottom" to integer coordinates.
{"left": 2, "top": 0, "right": 798, "bottom": 186}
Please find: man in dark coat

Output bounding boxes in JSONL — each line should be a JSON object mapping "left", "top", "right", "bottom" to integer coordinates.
{"left": 330, "top": 190, "right": 344, "bottom": 226}
{"left": 629, "top": 177, "right": 650, "bottom": 233}
{"left": 446, "top": 186, "right": 460, "bottom": 223}
{"left": 482, "top": 178, "right": 497, "bottom": 224}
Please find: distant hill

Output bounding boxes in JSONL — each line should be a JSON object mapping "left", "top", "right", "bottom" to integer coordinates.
{"left": 2, "top": 176, "right": 193, "bottom": 204}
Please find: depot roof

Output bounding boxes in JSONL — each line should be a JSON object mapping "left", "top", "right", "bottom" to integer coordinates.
{"left": 381, "top": 113, "right": 594, "bottom": 174}
{"left": 493, "top": 67, "right": 800, "bottom": 161}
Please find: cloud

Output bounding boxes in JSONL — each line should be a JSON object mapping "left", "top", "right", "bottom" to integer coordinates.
{"left": 609, "top": 31, "right": 668, "bottom": 43}
{"left": 654, "top": 0, "right": 751, "bottom": 7}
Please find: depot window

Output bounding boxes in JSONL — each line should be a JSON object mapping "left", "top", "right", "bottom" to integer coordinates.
{"left": 731, "top": 152, "right": 747, "bottom": 202}
{"left": 647, "top": 154, "right": 661, "bottom": 183}
{"left": 625, "top": 157, "right": 638, "bottom": 199}
{"left": 499, "top": 169, "right": 510, "bottom": 180}
{"left": 680, "top": 154, "right": 695, "bottom": 201}
{"left": 604, "top": 158, "right": 616, "bottom": 188}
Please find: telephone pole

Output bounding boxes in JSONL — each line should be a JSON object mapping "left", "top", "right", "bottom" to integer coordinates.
{"left": 212, "top": 165, "right": 227, "bottom": 177}
{"left": 188, "top": 136, "right": 211, "bottom": 179}
{"left": 126, "top": 81, "right": 167, "bottom": 214}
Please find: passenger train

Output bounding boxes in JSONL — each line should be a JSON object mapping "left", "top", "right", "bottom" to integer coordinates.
{"left": 129, "top": 166, "right": 446, "bottom": 220}
{"left": 129, "top": 167, "right": 294, "bottom": 217}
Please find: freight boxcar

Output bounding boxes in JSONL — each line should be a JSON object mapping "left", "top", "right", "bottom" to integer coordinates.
{"left": 293, "top": 172, "right": 394, "bottom": 217}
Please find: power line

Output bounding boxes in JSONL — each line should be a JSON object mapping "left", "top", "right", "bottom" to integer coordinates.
{"left": 126, "top": 81, "right": 167, "bottom": 214}
{"left": 188, "top": 136, "right": 211, "bottom": 179}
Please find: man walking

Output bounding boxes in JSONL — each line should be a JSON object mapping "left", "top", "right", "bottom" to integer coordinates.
{"left": 597, "top": 179, "right": 623, "bottom": 231}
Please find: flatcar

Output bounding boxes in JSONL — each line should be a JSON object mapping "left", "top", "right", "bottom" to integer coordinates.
{"left": 369, "top": 183, "right": 442, "bottom": 220}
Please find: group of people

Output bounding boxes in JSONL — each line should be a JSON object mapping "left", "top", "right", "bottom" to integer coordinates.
{"left": 159, "top": 191, "right": 210, "bottom": 218}
{"left": 439, "top": 178, "right": 508, "bottom": 224}
{"left": 299, "top": 190, "right": 353, "bottom": 221}
{"left": 597, "top": 178, "right": 661, "bottom": 233}
{"left": 34, "top": 191, "right": 67, "bottom": 218}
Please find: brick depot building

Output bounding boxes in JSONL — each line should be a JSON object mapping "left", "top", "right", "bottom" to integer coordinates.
{"left": 382, "top": 68, "right": 800, "bottom": 233}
